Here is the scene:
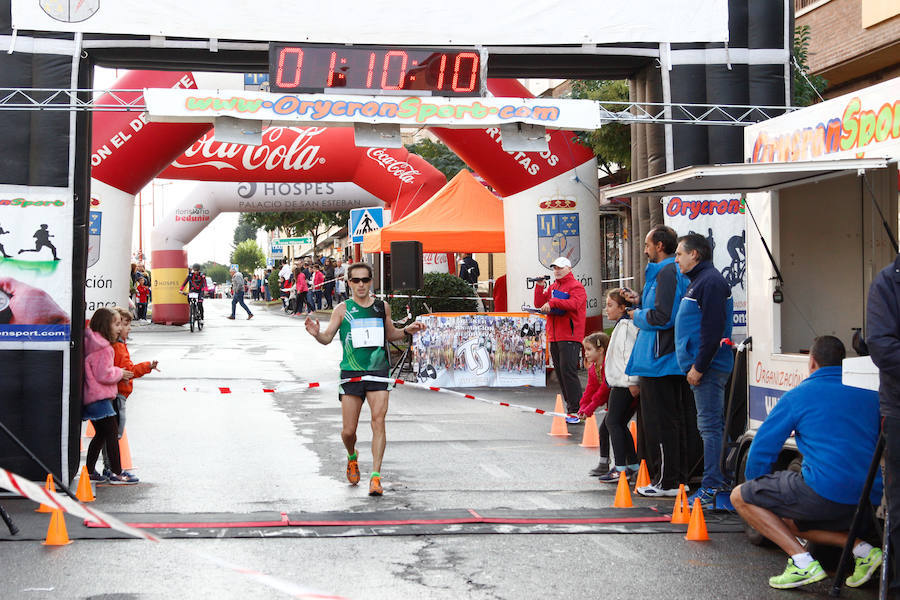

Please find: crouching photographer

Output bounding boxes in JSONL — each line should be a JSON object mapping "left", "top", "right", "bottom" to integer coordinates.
{"left": 731, "top": 336, "right": 883, "bottom": 590}
{"left": 533, "top": 257, "right": 586, "bottom": 423}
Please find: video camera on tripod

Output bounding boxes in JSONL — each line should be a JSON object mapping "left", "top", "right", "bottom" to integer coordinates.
{"left": 525, "top": 275, "right": 551, "bottom": 290}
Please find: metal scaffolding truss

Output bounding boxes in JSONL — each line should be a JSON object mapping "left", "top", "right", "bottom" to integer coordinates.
{"left": 0, "top": 88, "right": 799, "bottom": 126}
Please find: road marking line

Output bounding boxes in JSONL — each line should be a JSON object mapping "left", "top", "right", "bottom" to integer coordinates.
{"left": 479, "top": 464, "right": 511, "bottom": 479}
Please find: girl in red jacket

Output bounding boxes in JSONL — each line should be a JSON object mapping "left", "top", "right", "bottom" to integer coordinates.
{"left": 577, "top": 331, "right": 612, "bottom": 477}
{"left": 83, "top": 307, "right": 137, "bottom": 484}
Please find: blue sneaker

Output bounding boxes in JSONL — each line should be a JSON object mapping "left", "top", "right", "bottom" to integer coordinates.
{"left": 687, "top": 486, "right": 717, "bottom": 510}
{"left": 565, "top": 416, "right": 581, "bottom": 424}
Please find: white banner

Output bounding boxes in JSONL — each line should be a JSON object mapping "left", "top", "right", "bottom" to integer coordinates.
{"left": 0, "top": 186, "right": 73, "bottom": 342}
{"left": 663, "top": 194, "right": 747, "bottom": 341}
{"left": 11, "top": 1, "right": 728, "bottom": 45}
{"left": 412, "top": 313, "right": 546, "bottom": 387}
{"left": 745, "top": 76, "right": 900, "bottom": 163}
{"left": 144, "top": 88, "right": 603, "bottom": 131}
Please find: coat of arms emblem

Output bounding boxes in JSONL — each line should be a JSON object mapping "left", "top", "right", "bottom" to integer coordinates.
{"left": 40, "top": 0, "right": 100, "bottom": 23}
{"left": 537, "top": 213, "right": 580, "bottom": 268}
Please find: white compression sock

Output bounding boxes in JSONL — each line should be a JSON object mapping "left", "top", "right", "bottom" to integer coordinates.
{"left": 791, "top": 552, "right": 814, "bottom": 569}
{"left": 853, "top": 542, "right": 874, "bottom": 558}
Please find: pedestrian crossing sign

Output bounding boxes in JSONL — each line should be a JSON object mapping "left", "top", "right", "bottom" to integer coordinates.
{"left": 350, "top": 208, "right": 384, "bottom": 244}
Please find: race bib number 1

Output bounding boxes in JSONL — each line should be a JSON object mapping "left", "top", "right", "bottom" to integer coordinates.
{"left": 351, "top": 318, "right": 384, "bottom": 348}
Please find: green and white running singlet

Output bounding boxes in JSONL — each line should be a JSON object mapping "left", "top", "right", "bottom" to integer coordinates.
{"left": 339, "top": 299, "right": 389, "bottom": 372}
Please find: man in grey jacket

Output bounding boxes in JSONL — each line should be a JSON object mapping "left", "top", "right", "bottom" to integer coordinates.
{"left": 228, "top": 267, "right": 253, "bottom": 320}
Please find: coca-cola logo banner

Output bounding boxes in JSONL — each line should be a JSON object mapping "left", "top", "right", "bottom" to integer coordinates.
{"left": 145, "top": 89, "right": 603, "bottom": 131}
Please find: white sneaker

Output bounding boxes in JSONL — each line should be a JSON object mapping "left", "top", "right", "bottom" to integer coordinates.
{"left": 636, "top": 484, "right": 680, "bottom": 497}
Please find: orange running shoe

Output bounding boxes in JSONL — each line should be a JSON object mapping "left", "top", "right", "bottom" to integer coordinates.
{"left": 368, "top": 475, "right": 383, "bottom": 496}
{"left": 346, "top": 455, "right": 360, "bottom": 485}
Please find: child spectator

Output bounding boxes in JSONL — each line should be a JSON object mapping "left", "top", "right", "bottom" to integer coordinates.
{"left": 101, "top": 307, "right": 159, "bottom": 479}
{"left": 83, "top": 307, "right": 137, "bottom": 484}
{"left": 577, "top": 331, "right": 611, "bottom": 476}
{"left": 597, "top": 289, "right": 642, "bottom": 483}
{"left": 135, "top": 276, "right": 150, "bottom": 320}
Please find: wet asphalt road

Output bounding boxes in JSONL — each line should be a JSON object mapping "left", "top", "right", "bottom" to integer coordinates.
{"left": 0, "top": 299, "right": 881, "bottom": 599}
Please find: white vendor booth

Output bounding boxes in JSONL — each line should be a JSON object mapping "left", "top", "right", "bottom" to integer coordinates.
{"left": 605, "top": 77, "right": 900, "bottom": 471}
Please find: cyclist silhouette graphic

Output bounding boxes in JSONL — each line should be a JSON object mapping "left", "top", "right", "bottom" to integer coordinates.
{"left": 721, "top": 231, "right": 746, "bottom": 289}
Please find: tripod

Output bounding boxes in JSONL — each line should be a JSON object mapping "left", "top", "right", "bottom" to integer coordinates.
{"left": 0, "top": 417, "right": 81, "bottom": 536}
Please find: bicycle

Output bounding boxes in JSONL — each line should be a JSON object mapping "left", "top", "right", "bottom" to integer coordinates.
{"left": 182, "top": 290, "right": 204, "bottom": 332}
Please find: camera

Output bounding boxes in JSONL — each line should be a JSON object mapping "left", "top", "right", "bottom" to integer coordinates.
{"left": 525, "top": 275, "right": 551, "bottom": 289}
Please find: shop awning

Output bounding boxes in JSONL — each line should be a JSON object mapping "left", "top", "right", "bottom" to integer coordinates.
{"left": 602, "top": 158, "right": 891, "bottom": 197}
{"left": 362, "top": 169, "right": 505, "bottom": 253}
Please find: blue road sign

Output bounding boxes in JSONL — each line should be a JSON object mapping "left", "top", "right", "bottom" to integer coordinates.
{"left": 349, "top": 208, "right": 384, "bottom": 244}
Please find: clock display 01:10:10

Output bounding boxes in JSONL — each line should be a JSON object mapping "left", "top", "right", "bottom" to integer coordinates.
{"left": 269, "top": 45, "right": 483, "bottom": 96}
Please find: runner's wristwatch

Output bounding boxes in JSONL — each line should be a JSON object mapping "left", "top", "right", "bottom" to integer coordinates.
{"left": 0, "top": 290, "right": 11, "bottom": 324}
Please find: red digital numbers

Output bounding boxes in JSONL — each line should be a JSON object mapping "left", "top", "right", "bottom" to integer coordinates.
{"left": 270, "top": 45, "right": 482, "bottom": 96}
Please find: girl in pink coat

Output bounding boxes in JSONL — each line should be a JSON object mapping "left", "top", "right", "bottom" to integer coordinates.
{"left": 83, "top": 307, "right": 137, "bottom": 484}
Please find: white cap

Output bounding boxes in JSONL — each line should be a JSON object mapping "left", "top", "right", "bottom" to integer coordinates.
{"left": 550, "top": 256, "right": 571, "bottom": 268}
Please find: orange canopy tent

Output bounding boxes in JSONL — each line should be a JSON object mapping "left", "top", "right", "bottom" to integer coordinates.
{"left": 362, "top": 169, "right": 505, "bottom": 253}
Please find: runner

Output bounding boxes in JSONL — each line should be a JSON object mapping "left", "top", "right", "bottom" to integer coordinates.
{"left": 304, "top": 262, "right": 426, "bottom": 496}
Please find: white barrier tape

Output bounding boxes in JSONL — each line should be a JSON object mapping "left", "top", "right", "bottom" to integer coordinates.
{"left": 182, "top": 376, "right": 609, "bottom": 421}
{"left": 0, "top": 467, "right": 346, "bottom": 599}
{"left": 377, "top": 293, "right": 489, "bottom": 301}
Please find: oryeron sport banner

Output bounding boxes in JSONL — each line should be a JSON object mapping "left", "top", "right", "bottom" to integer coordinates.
{"left": 663, "top": 194, "right": 747, "bottom": 341}
{"left": 0, "top": 186, "right": 72, "bottom": 341}
{"left": 412, "top": 313, "right": 546, "bottom": 388}
{"left": 11, "top": 1, "right": 728, "bottom": 45}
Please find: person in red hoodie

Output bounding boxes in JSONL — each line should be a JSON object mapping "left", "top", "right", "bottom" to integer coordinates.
{"left": 577, "top": 331, "right": 613, "bottom": 475}
{"left": 83, "top": 307, "right": 137, "bottom": 484}
{"left": 135, "top": 276, "right": 150, "bottom": 321}
{"left": 534, "top": 256, "right": 587, "bottom": 423}
{"left": 100, "top": 307, "right": 159, "bottom": 480}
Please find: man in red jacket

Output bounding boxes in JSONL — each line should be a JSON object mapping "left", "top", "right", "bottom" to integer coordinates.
{"left": 534, "top": 256, "right": 587, "bottom": 423}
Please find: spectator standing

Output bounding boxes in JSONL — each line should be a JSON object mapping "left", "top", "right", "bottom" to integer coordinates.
{"left": 674, "top": 233, "right": 734, "bottom": 509}
{"left": 534, "top": 256, "right": 586, "bottom": 423}
{"left": 135, "top": 276, "right": 150, "bottom": 321}
{"left": 334, "top": 259, "right": 347, "bottom": 303}
{"left": 625, "top": 225, "right": 691, "bottom": 497}
{"left": 865, "top": 252, "right": 900, "bottom": 595}
{"left": 324, "top": 258, "right": 336, "bottom": 309}
{"left": 731, "top": 336, "right": 883, "bottom": 590}
{"left": 294, "top": 267, "right": 311, "bottom": 314}
{"left": 312, "top": 264, "right": 325, "bottom": 310}
{"left": 227, "top": 267, "right": 253, "bottom": 320}
{"left": 459, "top": 253, "right": 480, "bottom": 285}
{"left": 278, "top": 258, "right": 292, "bottom": 288}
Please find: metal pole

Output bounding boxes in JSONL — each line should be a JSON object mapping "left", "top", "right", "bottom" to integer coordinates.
{"left": 380, "top": 251, "right": 385, "bottom": 296}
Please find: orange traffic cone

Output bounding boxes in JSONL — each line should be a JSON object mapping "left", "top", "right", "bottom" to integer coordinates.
{"left": 628, "top": 420, "right": 638, "bottom": 452}
{"left": 118, "top": 429, "right": 133, "bottom": 471}
{"left": 580, "top": 414, "right": 600, "bottom": 447}
{"left": 613, "top": 470, "right": 633, "bottom": 508}
{"left": 685, "top": 498, "right": 710, "bottom": 541}
{"left": 43, "top": 509, "right": 72, "bottom": 546}
{"left": 634, "top": 459, "right": 651, "bottom": 490}
{"left": 35, "top": 474, "right": 55, "bottom": 513}
{"left": 548, "top": 395, "right": 570, "bottom": 437}
{"left": 671, "top": 484, "right": 690, "bottom": 524}
{"left": 75, "top": 466, "right": 95, "bottom": 503}
{"left": 85, "top": 421, "right": 95, "bottom": 438}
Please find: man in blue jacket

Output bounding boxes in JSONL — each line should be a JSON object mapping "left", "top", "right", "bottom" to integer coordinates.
{"left": 625, "top": 225, "right": 691, "bottom": 497}
{"left": 866, "top": 253, "right": 900, "bottom": 596}
{"left": 730, "top": 336, "right": 883, "bottom": 590}
{"left": 674, "top": 233, "right": 734, "bottom": 509}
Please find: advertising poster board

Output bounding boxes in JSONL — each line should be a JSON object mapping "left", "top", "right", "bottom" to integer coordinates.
{"left": 663, "top": 194, "right": 747, "bottom": 341}
{"left": 0, "top": 186, "right": 73, "bottom": 342}
{"left": 412, "top": 313, "right": 546, "bottom": 387}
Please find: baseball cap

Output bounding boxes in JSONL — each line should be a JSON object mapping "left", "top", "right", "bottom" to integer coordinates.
{"left": 550, "top": 257, "right": 571, "bottom": 268}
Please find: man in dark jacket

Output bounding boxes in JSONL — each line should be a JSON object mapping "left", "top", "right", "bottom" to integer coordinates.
{"left": 459, "top": 253, "right": 480, "bottom": 285}
{"left": 674, "top": 233, "right": 733, "bottom": 509}
{"left": 534, "top": 256, "right": 586, "bottom": 422}
{"left": 866, "top": 253, "right": 900, "bottom": 595}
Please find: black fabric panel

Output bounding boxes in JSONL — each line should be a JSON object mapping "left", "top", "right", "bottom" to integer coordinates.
{"left": 0, "top": 52, "right": 72, "bottom": 187}
{"left": 0, "top": 350, "right": 65, "bottom": 481}
{"left": 670, "top": 65, "right": 709, "bottom": 168}
{"left": 748, "top": 0, "right": 786, "bottom": 49}
{"left": 0, "top": 0, "right": 10, "bottom": 35}
{"left": 705, "top": 62, "right": 749, "bottom": 164}
{"left": 727, "top": 0, "right": 749, "bottom": 49}
{"left": 749, "top": 64, "right": 787, "bottom": 119}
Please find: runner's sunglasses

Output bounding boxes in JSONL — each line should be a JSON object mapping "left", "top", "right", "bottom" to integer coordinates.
{"left": 349, "top": 277, "right": 372, "bottom": 284}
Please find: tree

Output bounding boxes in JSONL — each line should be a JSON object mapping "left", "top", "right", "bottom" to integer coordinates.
{"left": 570, "top": 80, "right": 631, "bottom": 181}
{"left": 203, "top": 261, "right": 230, "bottom": 284}
{"left": 233, "top": 213, "right": 258, "bottom": 246}
{"left": 792, "top": 25, "right": 827, "bottom": 107}
{"left": 404, "top": 138, "right": 468, "bottom": 181}
{"left": 241, "top": 210, "right": 351, "bottom": 251}
{"left": 230, "top": 239, "right": 265, "bottom": 275}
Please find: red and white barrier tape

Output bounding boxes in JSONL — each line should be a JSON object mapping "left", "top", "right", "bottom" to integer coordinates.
{"left": 183, "top": 376, "right": 595, "bottom": 420}
{"left": 0, "top": 468, "right": 345, "bottom": 599}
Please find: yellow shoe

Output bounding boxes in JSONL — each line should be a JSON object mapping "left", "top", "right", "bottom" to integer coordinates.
{"left": 368, "top": 475, "right": 383, "bottom": 496}
{"left": 346, "top": 455, "right": 360, "bottom": 485}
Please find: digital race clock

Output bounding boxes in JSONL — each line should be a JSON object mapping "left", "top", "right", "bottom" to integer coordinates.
{"left": 268, "top": 44, "right": 484, "bottom": 97}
